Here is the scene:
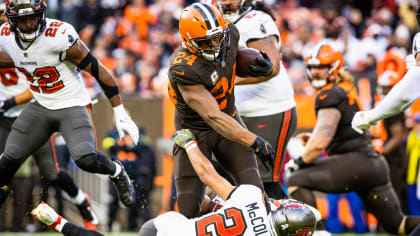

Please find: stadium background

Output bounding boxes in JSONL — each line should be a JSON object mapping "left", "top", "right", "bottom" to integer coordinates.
{"left": 2, "top": 0, "right": 420, "bottom": 234}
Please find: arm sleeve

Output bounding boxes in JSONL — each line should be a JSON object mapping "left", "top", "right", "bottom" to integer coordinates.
{"left": 366, "top": 67, "right": 420, "bottom": 122}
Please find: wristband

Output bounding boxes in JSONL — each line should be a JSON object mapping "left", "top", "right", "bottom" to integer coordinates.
{"left": 295, "top": 156, "right": 310, "bottom": 168}
{"left": 185, "top": 141, "right": 198, "bottom": 154}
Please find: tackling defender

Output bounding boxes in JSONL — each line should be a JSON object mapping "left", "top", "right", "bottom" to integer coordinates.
{"left": 0, "top": 0, "right": 138, "bottom": 208}
{"left": 31, "top": 129, "right": 319, "bottom": 236}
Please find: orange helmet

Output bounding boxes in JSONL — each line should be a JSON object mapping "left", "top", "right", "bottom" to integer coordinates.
{"left": 179, "top": 3, "right": 227, "bottom": 61}
{"left": 376, "top": 50, "right": 406, "bottom": 82}
{"left": 305, "top": 42, "right": 343, "bottom": 86}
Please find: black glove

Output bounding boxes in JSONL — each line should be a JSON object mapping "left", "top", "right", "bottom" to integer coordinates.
{"left": 248, "top": 51, "right": 273, "bottom": 77}
{"left": 251, "top": 136, "right": 275, "bottom": 171}
{"left": 0, "top": 98, "right": 16, "bottom": 112}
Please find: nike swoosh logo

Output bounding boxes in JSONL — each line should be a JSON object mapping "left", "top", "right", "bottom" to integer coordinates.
{"left": 175, "top": 71, "right": 185, "bottom": 76}
{"left": 319, "top": 94, "right": 328, "bottom": 100}
{"left": 257, "top": 124, "right": 267, "bottom": 128}
{"left": 62, "top": 29, "right": 66, "bottom": 34}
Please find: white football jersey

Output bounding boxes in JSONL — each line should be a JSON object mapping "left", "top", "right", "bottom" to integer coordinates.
{"left": 412, "top": 32, "right": 420, "bottom": 57}
{"left": 234, "top": 10, "right": 295, "bottom": 117}
{"left": 0, "top": 68, "right": 29, "bottom": 117}
{"left": 154, "top": 185, "right": 271, "bottom": 236}
{"left": 0, "top": 19, "right": 91, "bottom": 110}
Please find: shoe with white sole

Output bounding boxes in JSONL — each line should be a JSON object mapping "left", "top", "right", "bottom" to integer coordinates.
{"left": 31, "top": 202, "right": 59, "bottom": 226}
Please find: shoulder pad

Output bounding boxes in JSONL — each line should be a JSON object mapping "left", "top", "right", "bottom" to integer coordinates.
{"left": 44, "top": 20, "right": 79, "bottom": 51}
{"left": 315, "top": 84, "right": 345, "bottom": 110}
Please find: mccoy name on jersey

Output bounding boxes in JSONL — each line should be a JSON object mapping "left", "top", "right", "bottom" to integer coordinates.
{"left": 154, "top": 185, "right": 270, "bottom": 236}
{"left": 168, "top": 23, "right": 240, "bottom": 130}
{"left": 234, "top": 9, "right": 295, "bottom": 117}
{"left": 0, "top": 18, "right": 91, "bottom": 110}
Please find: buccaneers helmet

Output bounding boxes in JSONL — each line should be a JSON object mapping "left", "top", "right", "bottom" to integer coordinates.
{"left": 179, "top": 2, "right": 228, "bottom": 61}
{"left": 268, "top": 200, "right": 317, "bottom": 236}
{"left": 5, "top": 0, "right": 47, "bottom": 42}
{"left": 305, "top": 42, "right": 343, "bottom": 89}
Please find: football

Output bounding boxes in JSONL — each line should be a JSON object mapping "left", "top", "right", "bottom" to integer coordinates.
{"left": 235, "top": 48, "right": 263, "bottom": 77}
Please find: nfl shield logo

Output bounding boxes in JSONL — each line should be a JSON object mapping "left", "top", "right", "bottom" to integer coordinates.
{"left": 23, "top": 53, "right": 28, "bottom": 58}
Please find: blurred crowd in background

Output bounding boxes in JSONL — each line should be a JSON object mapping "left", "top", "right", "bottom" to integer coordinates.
{"left": 44, "top": 0, "right": 419, "bottom": 102}
{"left": 3, "top": 0, "right": 420, "bottom": 233}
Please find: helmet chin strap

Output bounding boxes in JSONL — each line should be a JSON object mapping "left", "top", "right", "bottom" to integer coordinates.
{"left": 17, "top": 25, "right": 40, "bottom": 42}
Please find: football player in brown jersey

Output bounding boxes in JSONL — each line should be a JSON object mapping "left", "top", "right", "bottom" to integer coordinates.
{"left": 284, "top": 42, "right": 420, "bottom": 234}
{"left": 167, "top": 2, "right": 274, "bottom": 218}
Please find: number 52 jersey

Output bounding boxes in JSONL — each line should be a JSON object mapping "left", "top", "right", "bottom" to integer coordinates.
{"left": 0, "top": 18, "right": 91, "bottom": 110}
{"left": 153, "top": 185, "right": 271, "bottom": 236}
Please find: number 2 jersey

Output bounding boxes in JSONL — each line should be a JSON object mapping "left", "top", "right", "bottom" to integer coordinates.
{"left": 153, "top": 185, "right": 271, "bottom": 236}
{"left": 0, "top": 18, "right": 91, "bottom": 110}
{"left": 168, "top": 23, "right": 239, "bottom": 130}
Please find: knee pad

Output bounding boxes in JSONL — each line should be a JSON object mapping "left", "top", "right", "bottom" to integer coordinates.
{"left": 139, "top": 219, "right": 157, "bottom": 236}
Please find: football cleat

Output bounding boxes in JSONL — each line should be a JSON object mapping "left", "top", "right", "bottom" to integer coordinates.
{"left": 77, "top": 193, "right": 99, "bottom": 230}
{"left": 31, "top": 202, "right": 59, "bottom": 226}
{"left": 110, "top": 160, "right": 135, "bottom": 207}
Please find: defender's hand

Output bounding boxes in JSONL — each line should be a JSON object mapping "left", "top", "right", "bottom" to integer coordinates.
{"left": 351, "top": 111, "right": 376, "bottom": 134}
{"left": 251, "top": 136, "right": 274, "bottom": 170}
{"left": 0, "top": 98, "right": 16, "bottom": 112}
{"left": 285, "top": 156, "right": 310, "bottom": 173}
{"left": 113, "top": 105, "right": 139, "bottom": 145}
{"left": 248, "top": 51, "right": 273, "bottom": 77}
{"left": 174, "top": 129, "right": 196, "bottom": 148}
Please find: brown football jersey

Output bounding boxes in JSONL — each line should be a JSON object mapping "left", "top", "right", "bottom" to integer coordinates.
{"left": 315, "top": 81, "right": 373, "bottom": 155}
{"left": 168, "top": 23, "right": 240, "bottom": 130}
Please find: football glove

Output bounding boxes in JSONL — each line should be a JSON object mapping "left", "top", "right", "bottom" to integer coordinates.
{"left": 285, "top": 156, "right": 310, "bottom": 173}
{"left": 351, "top": 111, "right": 377, "bottom": 134}
{"left": 174, "top": 129, "right": 196, "bottom": 149}
{"left": 0, "top": 98, "right": 16, "bottom": 112}
{"left": 248, "top": 51, "right": 274, "bottom": 77}
{"left": 113, "top": 105, "right": 139, "bottom": 145}
{"left": 251, "top": 136, "right": 274, "bottom": 171}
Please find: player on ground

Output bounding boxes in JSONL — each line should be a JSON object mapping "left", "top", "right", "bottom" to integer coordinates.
{"left": 31, "top": 129, "right": 318, "bottom": 236}
{"left": 285, "top": 42, "right": 420, "bottom": 234}
{"left": 0, "top": 0, "right": 138, "bottom": 208}
{"left": 214, "top": 0, "right": 297, "bottom": 199}
{"left": 167, "top": 2, "right": 275, "bottom": 218}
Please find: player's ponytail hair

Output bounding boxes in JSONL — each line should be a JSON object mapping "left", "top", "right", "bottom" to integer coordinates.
{"left": 337, "top": 67, "right": 354, "bottom": 84}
